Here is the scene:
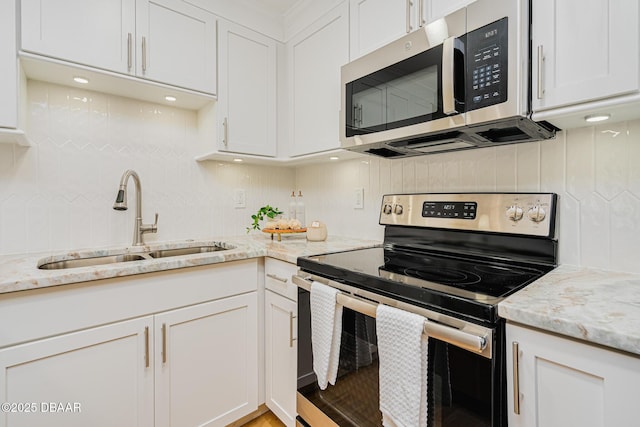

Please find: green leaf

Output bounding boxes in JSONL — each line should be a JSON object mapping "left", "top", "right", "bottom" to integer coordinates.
{"left": 247, "top": 205, "right": 282, "bottom": 232}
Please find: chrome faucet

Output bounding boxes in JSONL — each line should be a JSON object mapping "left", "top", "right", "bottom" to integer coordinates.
{"left": 113, "top": 170, "right": 158, "bottom": 246}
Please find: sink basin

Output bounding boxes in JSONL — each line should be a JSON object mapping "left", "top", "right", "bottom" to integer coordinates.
{"left": 38, "top": 254, "right": 148, "bottom": 270}
{"left": 37, "top": 243, "right": 233, "bottom": 270}
{"left": 147, "top": 245, "right": 229, "bottom": 258}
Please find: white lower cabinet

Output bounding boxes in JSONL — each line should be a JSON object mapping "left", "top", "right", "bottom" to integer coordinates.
{"left": 0, "top": 260, "right": 259, "bottom": 427}
{"left": 155, "top": 294, "right": 258, "bottom": 427}
{"left": 506, "top": 323, "right": 640, "bottom": 427}
{"left": 0, "top": 317, "right": 154, "bottom": 427}
{"left": 264, "top": 258, "right": 298, "bottom": 427}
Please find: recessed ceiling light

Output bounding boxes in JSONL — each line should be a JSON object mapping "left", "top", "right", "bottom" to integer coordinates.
{"left": 233, "top": 158, "right": 243, "bottom": 162}
{"left": 73, "top": 76, "right": 89, "bottom": 84}
{"left": 585, "top": 114, "right": 611, "bottom": 123}
{"left": 329, "top": 156, "right": 339, "bottom": 160}
{"left": 164, "top": 96, "right": 177, "bottom": 102}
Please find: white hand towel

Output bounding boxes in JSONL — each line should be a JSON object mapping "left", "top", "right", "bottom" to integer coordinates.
{"left": 310, "top": 281, "right": 343, "bottom": 390}
{"left": 376, "top": 304, "right": 429, "bottom": 427}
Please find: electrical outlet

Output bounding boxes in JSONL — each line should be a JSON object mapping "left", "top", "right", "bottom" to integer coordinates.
{"left": 354, "top": 188, "right": 364, "bottom": 209}
{"left": 233, "top": 189, "right": 246, "bottom": 209}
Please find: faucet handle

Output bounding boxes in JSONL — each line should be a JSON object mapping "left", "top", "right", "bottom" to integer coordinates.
{"left": 142, "top": 213, "right": 159, "bottom": 234}
{"left": 151, "top": 213, "right": 159, "bottom": 232}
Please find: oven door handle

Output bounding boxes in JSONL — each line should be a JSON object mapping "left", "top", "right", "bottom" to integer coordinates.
{"left": 292, "top": 274, "right": 488, "bottom": 355}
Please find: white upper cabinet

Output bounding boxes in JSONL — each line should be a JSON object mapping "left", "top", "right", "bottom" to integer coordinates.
{"left": 21, "top": 0, "right": 136, "bottom": 74}
{"left": 0, "top": 0, "right": 29, "bottom": 146}
{"left": 424, "top": 0, "right": 474, "bottom": 23}
{"left": 136, "top": 0, "right": 216, "bottom": 94}
{"left": 532, "top": 0, "right": 639, "bottom": 112}
{"left": 20, "top": 0, "right": 216, "bottom": 95}
{"left": 218, "top": 20, "right": 277, "bottom": 157}
{"left": 349, "top": 0, "right": 474, "bottom": 60}
{"left": 1, "top": 0, "right": 18, "bottom": 131}
{"left": 349, "top": 0, "right": 411, "bottom": 59}
{"left": 288, "top": 2, "right": 349, "bottom": 156}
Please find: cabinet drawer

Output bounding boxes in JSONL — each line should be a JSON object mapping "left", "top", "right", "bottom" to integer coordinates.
{"left": 265, "top": 258, "right": 298, "bottom": 301}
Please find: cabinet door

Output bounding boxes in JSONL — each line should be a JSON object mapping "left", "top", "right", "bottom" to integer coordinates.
{"left": 349, "top": 0, "right": 411, "bottom": 60}
{"left": 136, "top": 0, "right": 216, "bottom": 94}
{"left": 1, "top": 0, "right": 17, "bottom": 130}
{"left": 506, "top": 324, "right": 640, "bottom": 427}
{"left": 218, "top": 20, "right": 277, "bottom": 156}
{"left": 265, "top": 290, "right": 297, "bottom": 427}
{"left": 289, "top": 3, "right": 349, "bottom": 156}
{"left": 154, "top": 293, "right": 258, "bottom": 427}
{"left": 0, "top": 317, "right": 154, "bottom": 427}
{"left": 532, "top": 0, "right": 639, "bottom": 111}
{"left": 422, "top": 0, "right": 474, "bottom": 25}
{"left": 20, "top": 0, "right": 135, "bottom": 74}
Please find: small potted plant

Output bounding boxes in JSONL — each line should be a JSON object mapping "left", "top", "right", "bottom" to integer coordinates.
{"left": 247, "top": 205, "right": 283, "bottom": 233}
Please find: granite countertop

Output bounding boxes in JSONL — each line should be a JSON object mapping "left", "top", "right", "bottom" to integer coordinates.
{"left": 0, "top": 234, "right": 380, "bottom": 295}
{"left": 4, "top": 237, "right": 639, "bottom": 357}
{"left": 498, "top": 264, "right": 640, "bottom": 356}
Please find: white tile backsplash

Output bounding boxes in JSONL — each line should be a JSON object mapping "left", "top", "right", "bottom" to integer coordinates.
{"left": 0, "top": 81, "right": 294, "bottom": 255}
{"left": 2, "top": 80, "right": 640, "bottom": 274}
{"left": 295, "top": 119, "right": 640, "bottom": 273}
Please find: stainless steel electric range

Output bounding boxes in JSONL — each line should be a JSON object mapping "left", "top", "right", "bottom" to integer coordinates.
{"left": 293, "top": 193, "right": 558, "bottom": 427}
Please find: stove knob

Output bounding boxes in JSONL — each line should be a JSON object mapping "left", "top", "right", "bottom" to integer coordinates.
{"left": 528, "top": 205, "right": 546, "bottom": 222}
{"left": 506, "top": 205, "right": 524, "bottom": 221}
{"left": 383, "top": 204, "right": 393, "bottom": 215}
{"left": 394, "top": 204, "right": 403, "bottom": 215}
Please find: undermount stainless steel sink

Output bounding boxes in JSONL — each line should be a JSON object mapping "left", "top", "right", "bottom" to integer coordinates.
{"left": 147, "top": 245, "right": 229, "bottom": 258}
{"left": 37, "top": 244, "right": 233, "bottom": 270}
{"left": 38, "top": 254, "right": 148, "bottom": 270}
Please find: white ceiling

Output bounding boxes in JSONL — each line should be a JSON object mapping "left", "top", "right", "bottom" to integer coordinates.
{"left": 250, "top": 0, "right": 300, "bottom": 15}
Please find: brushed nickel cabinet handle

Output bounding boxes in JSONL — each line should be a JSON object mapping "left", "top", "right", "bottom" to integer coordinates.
{"left": 127, "top": 33, "right": 133, "bottom": 71}
{"left": 406, "top": 0, "right": 413, "bottom": 33}
{"left": 418, "top": 0, "right": 425, "bottom": 27}
{"left": 223, "top": 117, "right": 228, "bottom": 146}
{"left": 289, "top": 311, "right": 297, "bottom": 348}
{"left": 142, "top": 36, "right": 148, "bottom": 73}
{"left": 162, "top": 323, "right": 167, "bottom": 364}
{"left": 267, "top": 273, "right": 288, "bottom": 283}
{"left": 512, "top": 341, "right": 521, "bottom": 414}
{"left": 144, "top": 326, "right": 150, "bottom": 368}
{"left": 537, "top": 45, "right": 544, "bottom": 100}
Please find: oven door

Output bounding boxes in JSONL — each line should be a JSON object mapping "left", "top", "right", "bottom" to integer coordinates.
{"left": 294, "top": 274, "right": 504, "bottom": 427}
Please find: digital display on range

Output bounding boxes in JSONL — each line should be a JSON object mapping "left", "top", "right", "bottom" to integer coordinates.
{"left": 422, "top": 201, "right": 477, "bottom": 219}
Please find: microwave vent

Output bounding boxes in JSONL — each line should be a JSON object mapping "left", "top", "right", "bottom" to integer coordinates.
{"left": 477, "top": 126, "right": 529, "bottom": 143}
{"left": 365, "top": 147, "right": 406, "bottom": 158}
{"left": 395, "top": 131, "right": 464, "bottom": 148}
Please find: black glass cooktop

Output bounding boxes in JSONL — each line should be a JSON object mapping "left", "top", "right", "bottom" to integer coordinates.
{"left": 297, "top": 246, "right": 553, "bottom": 324}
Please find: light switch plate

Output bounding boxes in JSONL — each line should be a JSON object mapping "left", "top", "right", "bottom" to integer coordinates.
{"left": 354, "top": 188, "right": 364, "bottom": 209}
{"left": 233, "top": 189, "right": 246, "bottom": 208}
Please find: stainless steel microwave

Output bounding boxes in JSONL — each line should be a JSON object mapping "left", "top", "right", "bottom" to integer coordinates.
{"left": 340, "top": 0, "right": 557, "bottom": 158}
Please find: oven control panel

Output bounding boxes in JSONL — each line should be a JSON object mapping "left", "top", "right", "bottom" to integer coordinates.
{"left": 380, "top": 193, "right": 557, "bottom": 237}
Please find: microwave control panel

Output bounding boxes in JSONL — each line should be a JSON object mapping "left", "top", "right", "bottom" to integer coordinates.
{"left": 466, "top": 17, "right": 508, "bottom": 111}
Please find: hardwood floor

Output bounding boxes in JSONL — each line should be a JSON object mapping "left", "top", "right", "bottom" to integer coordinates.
{"left": 241, "top": 411, "right": 286, "bottom": 427}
